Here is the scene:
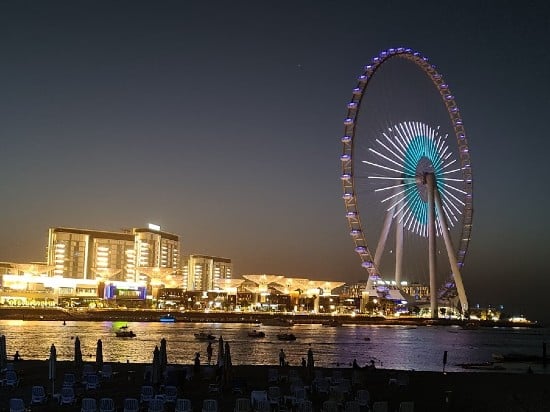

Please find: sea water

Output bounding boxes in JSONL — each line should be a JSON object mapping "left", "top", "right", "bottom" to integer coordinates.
{"left": 1, "top": 320, "right": 548, "bottom": 373}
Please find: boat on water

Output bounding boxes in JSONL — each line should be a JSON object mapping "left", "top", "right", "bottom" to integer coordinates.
{"left": 115, "top": 325, "right": 136, "bottom": 338}
{"left": 461, "top": 321, "right": 479, "bottom": 330}
{"left": 262, "top": 318, "right": 294, "bottom": 327}
{"left": 160, "top": 314, "right": 176, "bottom": 322}
{"left": 248, "top": 330, "right": 266, "bottom": 338}
{"left": 277, "top": 332, "right": 297, "bottom": 341}
{"left": 194, "top": 332, "right": 216, "bottom": 341}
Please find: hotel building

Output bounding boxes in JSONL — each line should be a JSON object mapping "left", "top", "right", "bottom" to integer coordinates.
{"left": 182, "top": 254, "right": 232, "bottom": 291}
{"left": 47, "top": 226, "right": 180, "bottom": 283}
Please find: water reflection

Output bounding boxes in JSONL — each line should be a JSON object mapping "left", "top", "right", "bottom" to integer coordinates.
{"left": 0, "top": 320, "right": 547, "bottom": 373}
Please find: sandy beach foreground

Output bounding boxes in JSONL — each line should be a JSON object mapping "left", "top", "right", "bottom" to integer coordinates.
{"left": 0, "top": 360, "right": 548, "bottom": 411}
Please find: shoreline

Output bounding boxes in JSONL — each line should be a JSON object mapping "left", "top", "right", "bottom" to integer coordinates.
{"left": 0, "top": 307, "right": 541, "bottom": 328}
{"left": 0, "top": 360, "right": 548, "bottom": 411}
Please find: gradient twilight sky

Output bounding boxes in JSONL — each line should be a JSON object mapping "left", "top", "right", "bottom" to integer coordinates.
{"left": 1, "top": 1, "right": 549, "bottom": 320}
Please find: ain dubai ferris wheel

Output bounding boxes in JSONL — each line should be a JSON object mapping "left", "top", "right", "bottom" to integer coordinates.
{"left": 340, "top": 48, "right": 473, "bottom": 318}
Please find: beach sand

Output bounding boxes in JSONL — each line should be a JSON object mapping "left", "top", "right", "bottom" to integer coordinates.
{"left": 1, "top": 360, "right": 549, "bottom": 411}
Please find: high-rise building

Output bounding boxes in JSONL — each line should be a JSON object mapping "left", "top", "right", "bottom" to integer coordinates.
{"left": 183, "top": 254, "right": 232, "bottom": 291}
{"left": 47, "top": 225, "right": 180, "bottom": 283}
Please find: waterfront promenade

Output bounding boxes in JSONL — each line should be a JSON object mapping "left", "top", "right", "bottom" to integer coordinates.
{"left": 1, "top": 360, "right": 549, "bottom": 411}
{"left": 0, "top": 307, "right": 539, "bottom": 328}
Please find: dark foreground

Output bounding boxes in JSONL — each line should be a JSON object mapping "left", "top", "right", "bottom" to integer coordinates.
{"left": 1, "top": 360, "right": 549, "bottom": 411}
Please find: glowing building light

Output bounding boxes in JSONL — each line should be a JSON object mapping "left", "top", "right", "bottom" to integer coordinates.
{"left": 148, "top": 223, "right": 161, "bottom": 231}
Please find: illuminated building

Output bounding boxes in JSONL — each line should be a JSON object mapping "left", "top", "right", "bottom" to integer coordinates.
{"left": 133, "top": 226, "right": 180, "bottom": 283}
{"left": 240, "top": 274, "right": 344, "bottom": 312}
{"left": 183, "top": 255, "right": 232, "bottom": 291}
{"left": 400, "top": 282, "right": 430, "bottom": 302}
{"left": 47, "top": 225, "right": 180, "bottom": 283}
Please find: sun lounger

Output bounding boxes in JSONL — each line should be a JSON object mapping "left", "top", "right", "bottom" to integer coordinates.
{"left": 322, "top": 400, "right": 339, "bottom": 412}
{"left": 372, "top": 401, "right": 389, "bottom": 412}
{"left": 63, "top": 373, "right": 76, "bottom": 388}
{"left": 148, "top": 398, "right": 165, "bottom": 412}
{"left": 123, "top": 398, "right": 139, "bottom": 412}
{"left": 253, "top": 399, "right": 270, "bottom": 412}
{"left": 100, "top": 364, "right": 113, "bottom": 380}
{"left": 31, "top": 385, "right": 47, "bottom": 404}
{"left": 9, "top": 398, "right": 25, "bottom": 412}
{"left": 82, "top": 364, "right": 95, "bottom": 380}
{"left": 202, "top": 399, "right": 219, "bottom": 412}
{"left": 355, "top": 389, "right": 370, "bottom": 407}
{"left": 267, "top": 386, "right": 282, "bottom": 407}
{"left": 59, "top": 387, "right": 76, "bottom": 405}
{"left": 267, "top": 368, "right": 278, "bottom": 383}
{"left": 297, "top": 400, "right": 314, "bottom": 412}
{"left": 399, "top": 401, "right": 414, "bottom": 412}
{"left": 140, "top": 385, "right": 154, "bottom": 403}
{"left": 80, "top": 397, "right": 98, "bottom": 412}
{"left": 99, "top": 397, "right": 115, "bottom": 412}
{"left": 175, "top": 398, "right": 192, "bottom": 412}
{"left": 5, "top": 371, "right": 19, "bottom": 388}
{"left": 250, "top": 390, "right": 268, "bottom": 410}
{"left": 234, "top": 397, "right": 252, "bottom": 412}
{"left": 164, "top": 385, "right": 178, "bottom": 402}
{"left": 344, "top": 400, "right": 361, "bottom": 412}
{"left": 86, "top": 374, "right": 100, "bottom": 390}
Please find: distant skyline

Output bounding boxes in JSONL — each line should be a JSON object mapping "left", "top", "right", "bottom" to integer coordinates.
{"left": 1, "top": 1, "right": 549, "bottom": 321}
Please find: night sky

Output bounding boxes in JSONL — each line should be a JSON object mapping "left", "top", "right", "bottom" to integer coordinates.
{"left": 1, "top": 1, "right": 549, "bottom": 321}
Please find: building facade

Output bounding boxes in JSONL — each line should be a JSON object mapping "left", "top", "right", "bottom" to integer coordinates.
{"left": 182, "top": 255, "right": 232, "bottom": 291}
{"left": 47, "top": 226, "right": 180, "bottom": 283}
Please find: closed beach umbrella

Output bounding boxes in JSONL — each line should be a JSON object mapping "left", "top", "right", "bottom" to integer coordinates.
{"left": 217, "top": 335, "right": 224, "bottom": 367}
{"left": 74, "top": 337, "right": 83, "bottom": 369}
{"left": 0, "top": 335, "right": 7, "bottom": 371}
{"left": 223, "top": 341, "right": 232, "bottom": 384}
{"left": 49, "top": 344, "right": 57, "bottom": 395}
{"left": 96, "top": 339, "right": 103, "bottom": 370}
{"left": 160, "top": 338, "right": 167, "bottom": 374}
{"left": 224, "top": 342, "right": 232, "bottom": 369}
{"left": 151, "top": 345, "right": 161, "bottom": 388}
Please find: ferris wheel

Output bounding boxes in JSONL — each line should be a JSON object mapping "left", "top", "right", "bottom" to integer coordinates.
{"left": 340, "top": 47, "right": 473, "bottom": 317}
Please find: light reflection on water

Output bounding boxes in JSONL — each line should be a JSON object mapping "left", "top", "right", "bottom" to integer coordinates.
{"left": 0, "top": 320, "right": 547, "bottom": 373}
